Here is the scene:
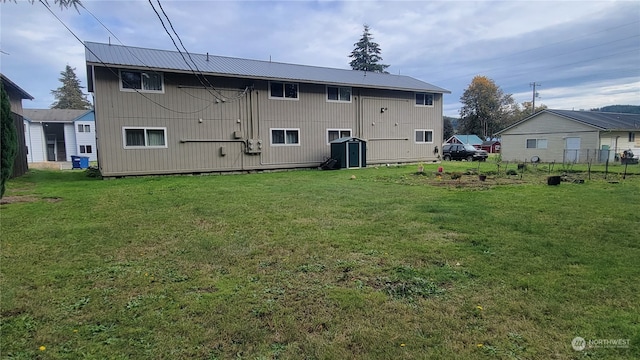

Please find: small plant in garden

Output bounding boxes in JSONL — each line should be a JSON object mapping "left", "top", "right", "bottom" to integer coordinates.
{"left": 85, "top": 166, "right": 102, "bottom": 178}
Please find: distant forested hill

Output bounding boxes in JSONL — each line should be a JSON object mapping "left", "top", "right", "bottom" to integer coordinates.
{"left": 592, "top": 105, "right": 640, "bottom": 114}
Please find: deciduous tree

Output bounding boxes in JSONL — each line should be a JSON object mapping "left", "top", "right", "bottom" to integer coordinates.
{"left": 349, "top": 25, "right": 390, "bottom": 73}
{"left": 459, "top": 76, "right": 516, "bottom": 139}
{"left": 443, "top": 116, "right": 455, "bottom": 140}
{"left": 51, "top": 65, "right": 92, "bottom": 109}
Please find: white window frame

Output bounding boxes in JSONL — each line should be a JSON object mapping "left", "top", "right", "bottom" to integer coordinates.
{"left": 119, "top": 69, "right": 165, "bottom": 93}
{"left": 122, "top": 127, "right": 168, "bottom": 149}
{"left": 79, "top": 145, "right": 93, "bottom": 154}
{"left": 415, "top": 92, "right": 434, "bottom": 107}
{"left": 326, "top": 86, "right": 352, "bottom": 103}
{"left": 268, "top": 81, "right": 299, "bottom": 100}
{"left": 77, "top": 124, "right": 90, "bottom": 133}
{"left": 414, "top": 129, "right": 434, "bottom": 144}
{"left": 629, "top": 132, "right": 636, "bottom": 142}
{"left": 270, "top": 128, "right": 300, "bottom": 146}
{"left": 327, "top": 129, "right": 352, "bottom": 145}
{"left": 526, "top": 138, "right": 547, "bottom": 149}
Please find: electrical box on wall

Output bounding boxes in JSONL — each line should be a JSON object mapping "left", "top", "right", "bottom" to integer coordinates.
{"left": 245, "top": 139, "right": 263, "bottom": 154}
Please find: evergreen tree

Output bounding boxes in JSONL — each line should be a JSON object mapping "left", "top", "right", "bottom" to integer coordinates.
{"left": 50, "top": 65, "right": 92, "bottom": 109}
{"left": 349, "top": 25, "right": 390, "bottom": 73}
{"left": 1, "top": 83, "right": 17, "bottom": 198}
{"left": 443, "top": 116, "right": 455, "bottom": 140}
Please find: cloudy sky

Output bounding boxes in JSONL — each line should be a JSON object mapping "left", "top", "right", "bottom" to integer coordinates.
{"left": 1, "top": 0, "right": 639, "bottom": 117}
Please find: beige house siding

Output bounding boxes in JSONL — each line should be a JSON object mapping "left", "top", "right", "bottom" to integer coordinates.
{"left": 93, "top": 68, "right": 443, "bottom": 176}
{"left": 500, "top": 112, "right": 599, "bottom": 163}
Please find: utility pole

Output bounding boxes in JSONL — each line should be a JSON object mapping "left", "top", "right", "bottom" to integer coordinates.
{"left": 530, "top": 82, "right": 541, "bottom": 114}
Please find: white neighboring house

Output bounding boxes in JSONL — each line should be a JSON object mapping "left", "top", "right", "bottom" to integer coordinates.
{"left": 23, "top": 109, "right": 96, "bottom": 162}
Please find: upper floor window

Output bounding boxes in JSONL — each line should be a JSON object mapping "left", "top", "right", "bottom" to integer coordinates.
{"left": 78, "top": 124, "right": 90, "bottom": 132}
{"left": 120, "top": 70, "right": 164, "bottom": 93}
{"left": 327, "top": 86, "right": 351, "bottom": 102}
{"left": 415, "top": 93, "right": 434, "bottom": 106}
{"left": 269, "top": 82, "right": 298, "bottom": 100}
{"left": 629, "top": 132, "right": 636, "bottom": 142}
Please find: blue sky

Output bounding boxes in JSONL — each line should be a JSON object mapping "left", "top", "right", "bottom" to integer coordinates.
{"left": 1, "top": 0, "right": 638, "bottom": 117}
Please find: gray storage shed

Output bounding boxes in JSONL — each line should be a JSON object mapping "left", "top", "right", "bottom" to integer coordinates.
{"left": 330, "top": 137, "right": 366, "bottom": 169}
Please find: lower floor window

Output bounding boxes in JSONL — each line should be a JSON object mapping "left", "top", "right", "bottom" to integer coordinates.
{"left": 79, "top": 145, "right": 93, "bottom": 154}
{"left": 327, "top": 129, "right": 352, "bottom": 144}
{"left": 271, "top": 128, "right": 300, "bottom": 146}
{"left": 415, "top": 129, "right": 434, "bottom": 143}
{"left": 123, "top": 127, "right": 167, "bottom": 148}
{"left": 526, "top": 139, "right": 547, "bottom": 149}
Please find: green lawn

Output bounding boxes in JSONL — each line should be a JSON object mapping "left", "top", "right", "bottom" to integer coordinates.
{"left": 1, "top": 163, "right": 639, "bottom": 359}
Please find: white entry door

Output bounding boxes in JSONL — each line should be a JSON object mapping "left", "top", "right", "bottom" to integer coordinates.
{"left": 565, "top": 137, "right": 581, "bottom": 163}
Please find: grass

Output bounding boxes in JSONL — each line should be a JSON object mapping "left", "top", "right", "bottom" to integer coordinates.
{"left": 1, "top": 162, "right": 639, "bottom": 359}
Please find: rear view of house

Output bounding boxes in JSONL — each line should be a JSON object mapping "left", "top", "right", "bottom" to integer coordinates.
{"left": 497, "top": 109, "right": 640, "bottom": 163}
{"left": 85, "top": 42, "right": 449, "bottom": 177}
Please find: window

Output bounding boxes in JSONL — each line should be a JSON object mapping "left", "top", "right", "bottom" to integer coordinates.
{"left": 327, "top": 86, "right": 351, "bottom": 102}
{"left": 415, "top": 93, "right": 434, "bottom": 106}
{"left": 120, "top": 70, "right": 164, "bottom": 92}
{"left": 526, "top": 139, "right": 547, "bottom": 149}
{"left": 415, "top": 129, "right": 434, "bottom": 143}
{"left": 271, "top": 128, "right": 300, "bottom": 146}
{"left": 629, "top": 132, "right": 636, "bottom": 142}
{"left": 327, "top": 129, "right": 352, "bottom": 144}
{"left": 123, "top": 127, "right": 167, "bottom": 148}
{"left": 269, "top": 82, "right": 298, "bottom": 100}
{"left": 78, "top": 124, "right": 90, "bottom": 132}
{"left": 79, "top": 145, "right": 93, "bottom": 154}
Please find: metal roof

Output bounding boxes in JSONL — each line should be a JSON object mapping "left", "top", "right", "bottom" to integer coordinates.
{"left": 85, "top": 42, "right": 450, "bottom": 94}
{"left": 23, "top": 109, "right": 93, "bottom": 123}
{"left": 497, "top": 109, "right": 640, "bottom": 134}
{"left": 448, "top": 134, "right": 484, "bottom": 145}
{"left": 547, "top": 109, "right": 640, "bottom": 130}
{"left": 1, "top": 73, "right": 34, "bottom": 100}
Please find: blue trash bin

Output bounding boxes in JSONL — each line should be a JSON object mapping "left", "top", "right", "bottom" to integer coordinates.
{"left": 80, "top": 156, "right": 89, "bottom": 169}
{"left": 71, "top": 156, "right": 82, "bottom": 169}
{"left": 71, "top": 156, "right": 90, "bottom": 169}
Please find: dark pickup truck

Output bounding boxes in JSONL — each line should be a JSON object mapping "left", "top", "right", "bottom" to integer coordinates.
{"left": 442, "top": 144, "right": 488, "bottom": 161}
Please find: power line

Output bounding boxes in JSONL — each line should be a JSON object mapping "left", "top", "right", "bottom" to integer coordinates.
{"left": 149, "top": 0, "right": 244, "bottom": 102}
{"left": 39, "top": 0, "right": 217, "bottom": 114}
{"left": 81, "top": 4, "right": 247, "bottom": 105}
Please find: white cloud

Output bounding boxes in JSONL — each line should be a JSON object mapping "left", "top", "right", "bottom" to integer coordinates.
{"left": 0, "top": 0, "right": 637, "bottom": 114}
